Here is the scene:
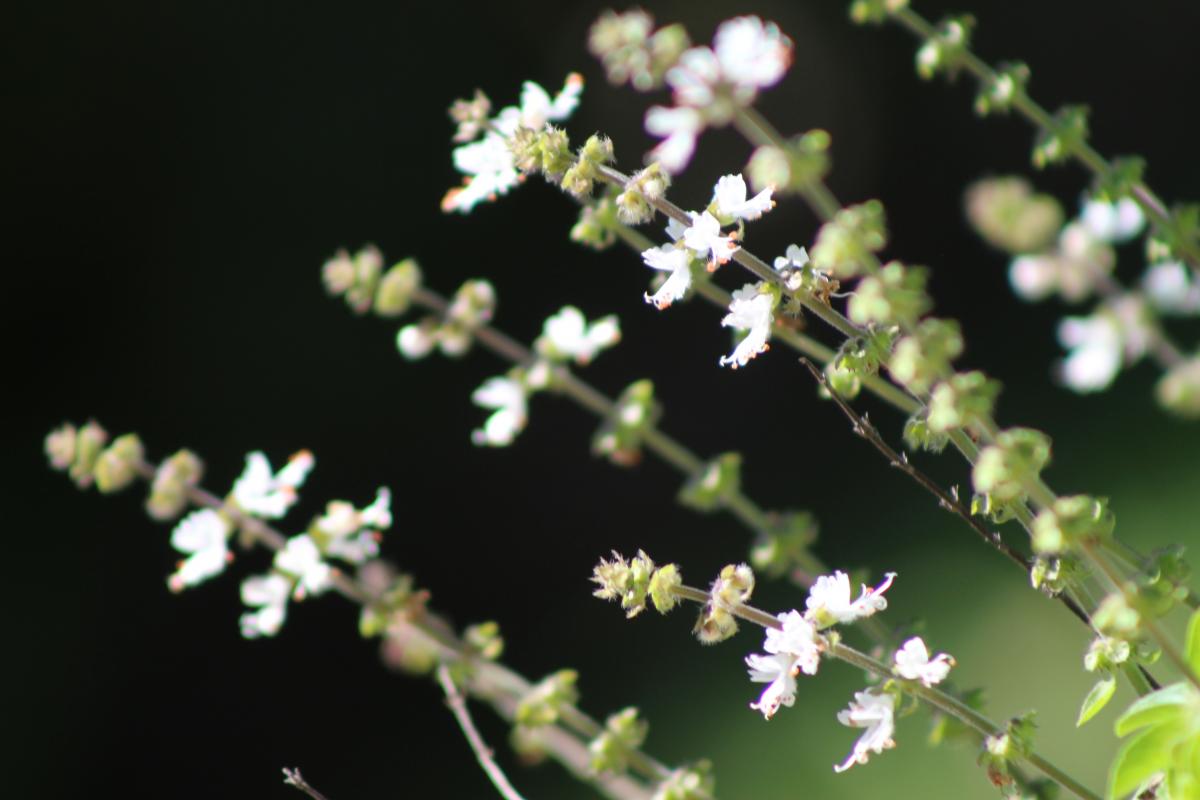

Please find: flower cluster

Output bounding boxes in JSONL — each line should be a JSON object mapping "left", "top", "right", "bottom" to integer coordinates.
{"left": 398, "top": 279, "right": 496, "bottom": 359}
{"left": 442, "top": 74, "right": 584, "bottom": 214}
{"left": 643, "top": 17, "right": 792, "bottom": 173}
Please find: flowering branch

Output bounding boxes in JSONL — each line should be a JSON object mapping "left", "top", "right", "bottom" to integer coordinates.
{"left": 877, "top": 3, "right": 1200, "bottom": 272}
{"left": 437, "top": 664, "right": 529, "bottom": 800}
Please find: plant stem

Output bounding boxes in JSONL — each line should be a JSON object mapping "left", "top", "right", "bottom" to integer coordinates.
{"left": 437, "top": 664, "right": 530, "bottom": 800}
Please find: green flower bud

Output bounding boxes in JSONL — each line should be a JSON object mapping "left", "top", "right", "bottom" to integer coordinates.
{"left": 510, "top": 724, "right": 549, "bottom": 765}
{"left": 653, "top": 761, "right": 715, "bottom": 800}
{"left": 70, "top": 420, "right": 110, "bottom": 489}
{"left": 373, "top": 259, "right": 422, "bottom": 317}
{"left": 889, "top": 318, "right": 963, "bottom": 395}
{"left": 916, "top": 16, "right": 974, "bottom": 80}
{"left": 746, "top": 145, "right": 790, "bottom": 195}
{"left": 515, "top": 669, "right": 579, "bottom": 727}
{"left": 146, "top": 448, "right": 204, "bottom": 520}
{"left": 974, "top": 62, "right": 1029, "bottom": 116}
{"left": 539, "top": 127, "right": 573, "bottom": 177}
{"left": 1093, "top": 593, "right": 1140, "bottom": 638}
{"left": 1029, "top": 554, "right": 1084, "bottom": 596}
{"left": 694, "top": 563, "right": 755, "bottom": 644}
{"left": 588, "top": 707, "right": 649, "bottom": 774}
{"left": 751, "top": 511, "right": 819, "bottom": 579}
{"left": 927, "top": 371, "right": 1001, "bottom": 435}
{"left": 1084, "top": 636, "right": 1130, "bottom": 673}
{"left": 1033, "top": 106, "right": 1090, "bottom": 169}
{"left": 965, "top": 177, "right": 1064, "bottom": 255}
{"left": 811, "top": 200, "right": 887, "bottom": 279}
{"left": 94, "top": 433, "right": 144, "bottom": 494}
{"left": 972, "top": 427, "right": 1051, "bottom": 503}
{"left": 678, "top": 452, "right": 742, "bottom": 512}
{"left": 849, "top": 0, "right": 909, "bottom": 25}
{"left": 1156, "top": 358, "right": 1200, "bottom": 418}
{"left": 593, "top": 379, "right": 659, "bottom": 467}
{"left": 1092, "top": 157, "right": 1146, "bottom": 203}
{"left": 323, "top": 245, "right": 383, "bottom": 314}
{"left": 1031, "top": 495, "right": 1114, "bottom": 554}
{"left": 571, "top": 198, "right": 619, "bottom": 250}
{"left": 463, "top": 621, "right": 504, "bottom": 661}
{"left": 616, "top": 163, "right": 670, "bottom": 225}
{"left": 848, "top": 261, "right": 931, "bottom": 328}
{"left": 592, "top": 550, "right": 659, "bottom": 618}
{"left": 903, "top": 411, "right": 949, "bottom": 453}
{"left": 379, "top": 622, "right": 439, "bottom": 675}
{"left": 749, "top": 129, "right": 832, "bottom": 196}
{"left": 648, "top": 563, "right": 682, "bottom": 614}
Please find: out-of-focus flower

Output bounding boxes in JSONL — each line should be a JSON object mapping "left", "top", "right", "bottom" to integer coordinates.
{"left": 471, "top": 376, "right": 528, "bottom": 447}
{"left": 167, "top": 509, "right": 231, "bottom": 592}
{"left": 239, "top": 573, "right": 291, "bottom": 638}
{"left": 232, "top": 450, "right": 314, "bottom": 519}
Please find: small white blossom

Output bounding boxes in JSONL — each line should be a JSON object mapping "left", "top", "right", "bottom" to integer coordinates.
{"left": 665, "top": 217, "right": 688, "bottom": 242}
{"left": 535, "top": 306, "right": 621, "bottom": 365}
{"left": 471, "top": 376, "right": 528, "bottom": 447}
{"left": 718, "top": 284, "right": 775, "bottom": 369}
{"left": 1082, "top": 197, "right": 1145, "bottom": 244}
{"left": 443, "top": 74, "right": 583, "bottom": 213}
{"left": 805, "top": 571, "right": 896, "bottom": 629}
{"left": 764, "top": 610, "right": 821, "bottom": 675}
{"left": 315, "top": 488, "right": 392, "bottom": 565}
{"left": 746, "top": 652, "right": 798, "bottom": 719}
{"left": 773, "top": 244, "right": 810, "bottom": 272}
{"left": 713, "top": 174, "right": 775, "bottom": 221}
{"left": 893, "top": 636, "right": 955, "bottom": 687}
{"left": 642, "top": 245, "right": 694, "bottom": 309}
{"left": 1057, "top": 314, "right": 1122, "bottom": 393}
{"left": 1008, "top": 255, "right": 1060, "bottom": 301}
{"left": 683, "top": 211, "right": 738, "bottom": 269}
{"left": 232, "top": 450, "right": 314, "bottom": 519}
{"left": 834, "top": 690, "right": 897, "bottom": 773}
{"left": 644, "top": 106, "right": 702, "bottom": 174}
{"left": 274, "top": 534, "right": 332, "bottom": 599}
{"left": 1143, "top": 261, "right": 1200, "bottom": 314}
{"left": 167, "top": 509, "right": 231, "bottom": 592}
{"left": 713, "top": 16, "right": 792, "bottom": 93}
{"left": 239, "top": 572, "right": 291, "bottom": 638}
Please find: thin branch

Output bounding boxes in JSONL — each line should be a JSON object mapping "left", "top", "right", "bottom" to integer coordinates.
{"left": 282, "top": 768, "right": 330, "bottom": 800}
{"left": 437, "top": 664, "right": 529, "bottom": 800}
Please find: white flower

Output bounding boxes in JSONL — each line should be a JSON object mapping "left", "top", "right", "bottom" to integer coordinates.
{"left": 471, "top": 376, "right": 528, "bottom": 447}
{"left": 274, "top": 534, "right": 332, "bottom": 599}
{"left": 713, "top": 174, "right": 775, "bottom": 221}
{"left": 764, "top": 610, "right": 821, "bottom": 675}
{"left": 1143, "top": 261, "right": 1200, "bottom": 314}
{"left": 713, "top": 16, "right": 792, "bottom": 93}
{"left": 1008, "top": 254, "right": 1060, "bottom": 301}
{"left": 644, "top": 106, "right": 702, "bottom": 174}
{"left": 535, "top": 306, "right": 621, "bottom": 365}
{"left": 805, "top": 570, "right": 896, "bottom": 629}
{"left": 683, "top": 211, "right": 738, "bottom": 269}
{"left": 315, "top": 488, "right": 392, "bottom": 565}
{"left": 834, "top": 690, "right": 897, "bottom": 772}
{"left": 745, "top": 652, "right": 798, "bottom": 719}
{"left": 666, "top": 47, "right": 723, "bottom": 109}
{"left": 642, "top": 245, "right": 694, "bottom": 309}
{"left": 232, "top": 450, "right": 314, "bottom": 519}
{"left": 893, "top": 636, "right": 955, "bottom": 687}
{"left": 718, "top": 284, "right": 775, "bottom": 369}
{"left": 167, "top": 509, "right": 231, "bottom": 592}
{"left": 1082, "top": 197, "right": 1144, "bottom": 243}
{"left": 443, "top": 74, "right": 583, "bottom": 213}
{"left": 397, "top": 323, "right": 437, "bottom": 359}
{"left": 773, "top": 244, "right": 810, "bottom": 272}
{"left": 1057, "top": 314, "right": 1122, "bottom": 393}
{"left": 239, "top": 572, "right": 291, "bottom": 638}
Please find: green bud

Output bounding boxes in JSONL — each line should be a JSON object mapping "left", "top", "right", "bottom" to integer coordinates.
{"left": 593, "top": 379, "right": 660, "bottom": 467}
{"left": 1084, "top": 635, "right": 1130, "bottom": 673}
{"left": 648, "top": 563, "right": 682, "bottom": 614}
{"left": 70, "top": 420, "right": 110, "bottom": 489}
{"left": 617, "top": 163, "right": 670, "bottom": 225}
{"left": 678, "top": 452, "right": 742, "bottom": 512}
{"left": 1031, "top": 495, "right": 1114, "bottom": 554}
{"left": 746, "top": 146, "right": 790, "bottom": 195}
{"left": 323, "top": 245, "right": 384, "bottom": 314}
{"left": 824, "top": 359, "right": 862, "bottom": 399}
{"left": 889, "top": 318, "right": 963, "bottom": 395}
{"left": 847, "top": 261, "right": 931, "bottom": 328}
{"left": 515, "top": 669, "right": 579, "bottom": 727}
{"left": 571, "top": 198, "right": 619, "bottom": 250}
{"left": 971, "top": 427, "right": 1051, "bottom": 503}
{"left": 903, "top": 411, "right": 949, "bottom": 453}
{"left": 927, "top": 371, "right": 1001, "bottom": 435}
{"left": 1093, "top": 593, "right": 1140, "bottom": 638}
{"left": 1033, "top": 106, "right": 1089, "bottom": 169}
{"left": 592, "top": 550, "right": 659, "bottom": 618}
{"left": 510, "top": 724, "right": 549, "bottom": 765}
{"left": 811, "top": 200, "right": 887, "bottom": 279}
{"left": 751, "top": 511, "right": 819, "bottom": 579}
{"left": 1092, "top": 156, "right": 1146, "bottom": 203}
{"left": 970, "top": 492, "right": 1021, "bottom": 525}
{"left": 1159, "top": 204, "right": 1200, "bottom": 268}
{"left": 373, "top": 259, "right": 422, "bottom": 317}
{"left": 1029, "top": 555, "right": 1085, "bottom": 596}
{"left": 379, "top": 623, "right": 439, "bottom": 675}
{"left": 463, "top": 621, "right": 504, "bottom": 661}
{"left": 146, "top": 449, "right": 204, "bottom": 520}
{"left": 916, "top": 16, "right": 975, "bottom": 80}
{"left": 1156, "top": 358, "right": 1200, "bottom": 418}
{"left": 849, "top": 0, "right": 909, "bottom": 25}
{"left": 94, "top": 433, "right": 144, "bottom": 494}
{"left": 965, "top": 177, "right": 1064, "bottom": 255}
{"left": 539, "top": 127, "right": 573, "bottom": 177}
{"left": 653, "top": 761, "right": 715, "bottom": 800}
{"left": 974, "top": 62, "right": 1029, "bottom": 116}
{"left": 359, "top": 573, "right": 415, "bottom": 638}
{"left": 588, "top": 707, "right": 649, "bottom": 774}
{"left": 694, "top": 563, "right": 755, "bottom": 645}
{"left": 748, "top": 130, "right": 832, "bottom": 196}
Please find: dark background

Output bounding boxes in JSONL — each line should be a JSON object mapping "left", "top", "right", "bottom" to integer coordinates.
{"left": 10, "top": 1, "right": 1200, "bottom": 798}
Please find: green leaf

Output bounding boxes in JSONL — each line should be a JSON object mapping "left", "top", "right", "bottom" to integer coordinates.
{"left": 1186, "top": 607, "right": 1200, "bottom": 677}
{"left": 1078, "top": 677, "right": 1117, "bottom": 727}
{"left": 1108, "top": 722, "right": 1183, "bottom": 799}
{"left": 1115, "top": 682, "right": 1194, "bottom": 736}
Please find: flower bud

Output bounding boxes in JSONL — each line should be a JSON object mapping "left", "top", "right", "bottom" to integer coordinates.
{"left": 515, "top": 669, "right": 579, "bottom": 727}
{"left": 70, "top": 420, "right": 109, "bottom": 488}
{"left": 678, "top": 452, "right": 742, "bottom": 512}
{"left": 373, "top": 259, "right": 422, "bottom": 317}
{"left": 94, "top": 433, "right": 144, "bottom": 494}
